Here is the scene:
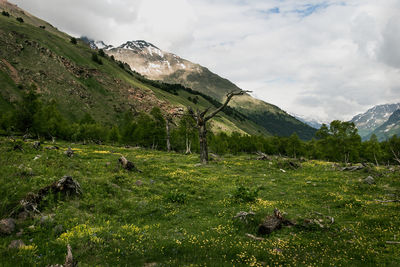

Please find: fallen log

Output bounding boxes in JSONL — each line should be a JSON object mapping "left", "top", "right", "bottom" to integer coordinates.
{"left": 233, "top": 211, "right": 255, "bottom": 223}
{"left": 257, "top": 208, "right": 295, "bottom": 235}
{"left": 245, "top": 233, "right": 265, "bottom": 241}
{"left": 340, "top": 165, "right": 364, "bottom": 171}
{"left": 386, "top": 241, "right": 400, "bottom": 244}
{"left": 19, "top": 176, "right": 82, "bottom": 214}
{"left": 256, "top": 152, "right": 271, "bottom": 161}
{"left": 376, "top": 199, "right": 400, "bottom": 203}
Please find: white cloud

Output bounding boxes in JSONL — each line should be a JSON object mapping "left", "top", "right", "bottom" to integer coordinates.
{"left": 9, "top": 0, "right": 400, "bottom": 122}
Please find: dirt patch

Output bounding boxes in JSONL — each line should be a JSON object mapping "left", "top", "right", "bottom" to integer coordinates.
{"left": 1, "top": 59, "right": 20, "bottom": 83}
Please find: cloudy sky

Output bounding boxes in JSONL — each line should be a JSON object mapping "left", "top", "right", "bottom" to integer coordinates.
{"left": 10, "top": 0, "right": 400, "bottom": 122}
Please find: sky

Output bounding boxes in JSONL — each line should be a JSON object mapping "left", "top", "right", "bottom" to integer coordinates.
{"left": 10, "top": 0, "right": 400, "bottom": 123}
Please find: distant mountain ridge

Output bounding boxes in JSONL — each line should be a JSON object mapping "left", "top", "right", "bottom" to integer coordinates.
{"left": 351, "top": 103, "right": 400, "bottom": 140}
{"left": 368, "top": 109, "right": 400, "bottom": 141}
{"left": 85, "top": 38, "right": 316, "bottom": 139}
{"left": 291, "top": 113, "right": 322, "bottom": 129}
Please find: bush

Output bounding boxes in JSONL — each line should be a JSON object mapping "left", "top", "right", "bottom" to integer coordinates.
{"left": 91, "top": 53, "right": 103, "bottom": 65}
{"left": 70, "top": 37, "right": 77, "bottom": 45}
{"left": 2, "top": 11, "right": 10, "bottom": 17}
{"left": 39, "top": 25, "right": 46, "bottom": 29}
{"left": 233, "top": 185, "right": 259, "bottom": 203}
{"left": 166, "top": 190, "right": 187, "bottom": 204}
{"left": 98, "top": 49, "right": 105, "bottom": 57}
{"left": 16, "top": 17, "right": 24, "bottom": 23}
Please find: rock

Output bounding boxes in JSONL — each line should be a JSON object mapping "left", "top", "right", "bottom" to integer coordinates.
{"left": 16, "top": 229, "right": 24, "bottom": 237}
{"left": 53, "top": 224, "right": 64, "bottom": 235}
{"left": 119, "top": 156, "right": 140, "bottom": 172}
{"left": 9, "top": 239, "right": 25, "bottom": 249}
{"left": 64, "top": 147, "right": 74, "bottom": 157}
{"left": 33, "top": 155, "right": 41, "bottom": 160}
{"left": 280, "top": 169, "right": 286, "bottom": 173}
{"left": 18, "top": 211, "right": 29, "bottom": 220}
{"left": 150, "top": 179, "right": 155, "bottom": 184}
{"left": 135, "top": 180, "right": 143, "bottom": 186}
{"left": 40, "top": 215, "right": 54, "bottom": 226}
{"left": 105, "top": 162, "right": 111, "bottom": 167}
{"left": 364, "top": 176, "right": 375, "bottom": 185}
{"left": 0, "top": 218, "right": 16, "bottom": 235}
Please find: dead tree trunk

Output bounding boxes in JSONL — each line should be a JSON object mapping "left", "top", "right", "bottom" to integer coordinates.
{"left": 198, "top": 123, "right": 208, "bottom": 164}
{"left": 166, "top": 119, "right": 171, "bottom": 152}
{"left": 188, "top": 90, "right": 250, "bottom": 164}
{"left": 185, "top": 131, "right": 192, "bottom": 154}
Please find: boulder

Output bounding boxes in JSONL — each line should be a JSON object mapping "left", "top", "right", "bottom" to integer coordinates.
{"left": 0, "top": 218, "right": 15, "bottom": 235}
{"left": 364, "top": 176, "right": 375, "bottom": 185}
{"left": 9, "top": 239, "right": 25, "bottom": 249}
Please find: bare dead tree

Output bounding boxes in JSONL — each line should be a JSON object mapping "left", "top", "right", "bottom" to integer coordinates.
{"left": 188, "top": 90, "right": 250, "bottom": 164}
{"left": 390, "top": 147, "right": 400, "bottom": 165}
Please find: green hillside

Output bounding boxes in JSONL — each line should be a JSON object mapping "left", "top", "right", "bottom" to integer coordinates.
{"left": 162, "top": 65, "right": 316, "bottom": 139}
{"left": 0, "top": 3, "right": 267, "bottom": 136}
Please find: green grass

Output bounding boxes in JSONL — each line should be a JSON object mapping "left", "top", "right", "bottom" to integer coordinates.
{"left": 0, "top": 137, "right": 399, "bottom": 266}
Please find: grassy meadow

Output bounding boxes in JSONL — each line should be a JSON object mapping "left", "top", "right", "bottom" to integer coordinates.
{"left": 0, "top": 137, "right": 399, "bottom": 266}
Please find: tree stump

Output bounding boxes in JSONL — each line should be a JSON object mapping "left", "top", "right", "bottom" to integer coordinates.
{"left": 258, "top": 208, "right": 295, "bottom": 235}
{"left": 118, "top": 156, "right": 140, "bottom": 172}
{"left": 33, "top": 141, "right": 41, "bottom": 150}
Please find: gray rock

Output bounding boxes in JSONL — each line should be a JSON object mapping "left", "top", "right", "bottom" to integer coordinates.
{"left": 364, "top": 176, "right": 375, "bottom": 185}
{"left": 135, "top": 180, "right": 143, "bottom": 186}
{"left": 0, "top": 218, "right": 15, "bottom": 235}
{"left": 18, "top": 211, "right": 29, "bottom": 221}
{"left": 9, "top": 239, "right": 25, "bottom": 249}
{"left": 40, "top": 215, "right": 54, "bottom": 226}
{"left": 53, "top": 224, "right": 64, "bottom": 235}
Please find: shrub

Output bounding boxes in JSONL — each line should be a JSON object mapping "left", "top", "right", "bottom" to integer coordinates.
{"left": 98, "top": 49, "right": 105, "bottom": 57}
{"left": 70, "top": 37, "right": 77, "bottom": 45}
{"left": 91, "top": 53, "right": 103, "bottom": 65}
{"left": 233, "top": 185, "right": 259, "bottom": 203}
{"left": 166, "top": 190, "right": 187, "bottom": 204}
{"left": 39, "top": 25, "right": 46, "bottom": 29}
{"left": 16, "top": 17, "right": 24, "bottom": 23}
{"left": 2, "top": 11, "right": 10, "bottom": 17}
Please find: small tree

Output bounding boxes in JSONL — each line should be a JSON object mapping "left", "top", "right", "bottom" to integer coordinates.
{"left": 16, "top": 17, "right": 24, "bottom": 23}
{"left": 70, "top": 37, "right": 77, "bottom": 45}
{"left": 188, "top": 90, "right": 249, "bottom": 164}
{"left": 91, "top": 53, "right": 103, "bottom": 65}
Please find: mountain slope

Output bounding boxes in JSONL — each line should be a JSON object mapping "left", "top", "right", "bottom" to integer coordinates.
{"left": 0, "top": 2, "right": 276, "bottom": 137}
{"left": 367, "top": 109, "right": 400, "bottom": 141}
{"left": 105, "top": 40, "right": 316, "bottom": 139}
{"left": 351, "top": 103, "right": 400, "bottom": 139}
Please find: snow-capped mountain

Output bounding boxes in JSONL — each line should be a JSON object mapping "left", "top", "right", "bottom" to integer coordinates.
{"left": 106, "top": 40, "right": 201, "bottom": 81}
{"left": 350, "top": 103, "right": 400, "bottom": 138}
{"left": 291, "top": 114, "right": 323, "bottom": 129}
{"left": 368, "top": 109, "right": 400, "bottom": 141}
{"left": 80, "top": 37, "right": 114, "bottom": 50}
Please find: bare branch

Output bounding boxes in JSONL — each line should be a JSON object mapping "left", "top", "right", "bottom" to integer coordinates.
{"left": 390, "top": 147, "right": 400, "bottom": 164}
{"left": 205, "top": 90, "right": 251, "bottom": 121}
